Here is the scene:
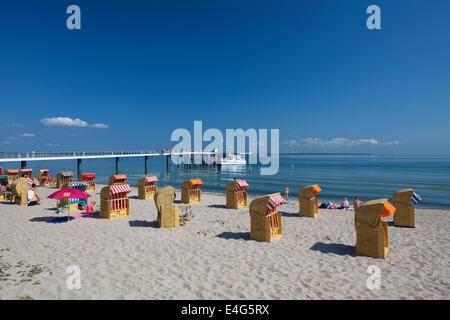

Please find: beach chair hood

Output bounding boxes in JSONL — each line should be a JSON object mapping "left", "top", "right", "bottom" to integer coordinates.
{"left": 298, "top": 185, "right": 321, "bottom": 198}
{"left": 393, "top": 188, "right": 414, "bottom": 204}
{"left": 154, "top": 186, "right": 175, "bottom": 209}
{"left": 355, "top": 199, "right": 396, "bottom": 228}
{"left": 249, "top": 193, "right": 283, "bottom": 217}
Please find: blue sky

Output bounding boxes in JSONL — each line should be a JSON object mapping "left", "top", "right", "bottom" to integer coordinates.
{"left": 0, "top": 0, "right": 449, "bottom": 154}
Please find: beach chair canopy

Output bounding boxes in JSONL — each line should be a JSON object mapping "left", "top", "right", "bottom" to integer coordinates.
{"left": 68, "top": 182, "right": 88, "bottom": 190}
{"left": 11, "top": 178, "right": 28, "bottom": 196}
{"left": 267, "top": 194, "right": 285, "bottom": 213}
{"left": 189, "top": 179, "right": 203, "bottom": 188}
{"left": 154, "top": 186, "right": 175, "bottom": 207}
{"left": 110, "top": 184, "right": 131, "bottom": 196}
{"left": 113, "top": 174, "right": 127, "bottom": 181}
{"left": 145, "top": 176, "right": 158, "bottom": 184}
{"left": 250, "top": 193, "right": 283, "bottom": 217}
{"left": 355, "top": 199, "right": 396, "bottom": 228}
{"left": 411, "top": 192, "right": 422, "bottom": 205}
{"left": 40, "top": 169, "right": 50, "bottom": 174}
{"left": 234, "top": 180, "right": 249, "bottom": 191}
{"left": 61, "top": 171, "right": 73, "bottom": 177}
{"left": 82, "top": 173, "right": 95, "bottom": 179}
{"left": 20, "top": 169, "right": 33, "bottom": 174}
{"left": 298, "top": 185, "right": 322, "bottom": 198}
{"left": 393, "top": 188, "right": 414, "bottom": 203}
{"left": 6, "top": 169, "right": 19, "bottom": 174}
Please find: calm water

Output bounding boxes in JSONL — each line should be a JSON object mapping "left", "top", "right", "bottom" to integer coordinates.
{"left": 2, "top": 154, "right": 450, "bottom": 209}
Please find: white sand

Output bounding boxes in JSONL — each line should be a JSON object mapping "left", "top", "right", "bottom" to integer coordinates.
{"left": 0, "top": 184, "right": 449, "bottom": 300}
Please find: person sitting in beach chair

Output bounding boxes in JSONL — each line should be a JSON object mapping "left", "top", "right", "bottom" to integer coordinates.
{"left": 27, "top": 183, "right": 41, "bottom": 206}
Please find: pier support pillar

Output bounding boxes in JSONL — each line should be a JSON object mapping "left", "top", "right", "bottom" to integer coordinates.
{"left": 115, "top": 157, "right": 120, "bottom": 174}
{"left": 166, "top": 155, "right": 170, "bottom": 171}
{"left": 21, "top": 161, "right": 26, "bottom": 169}
{"left": 77, "top": 158, "right": 82, "bottom": 178}
{"left": 144, "top": 156, "right": 148, "bottom": 176}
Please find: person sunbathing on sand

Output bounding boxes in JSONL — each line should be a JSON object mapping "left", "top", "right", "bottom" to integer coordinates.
{"left": 86, "top": 200, "right": 99, "bottom": 215}
{"left": 337, "top": 197, "right": 349, "bottom": 210}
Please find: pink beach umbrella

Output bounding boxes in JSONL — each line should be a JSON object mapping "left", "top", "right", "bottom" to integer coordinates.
{"left": 48, "top": 188, "right": 91, "bottom": 200}
{"left": 48, "top": 188, "right": 91, "bottom": 222}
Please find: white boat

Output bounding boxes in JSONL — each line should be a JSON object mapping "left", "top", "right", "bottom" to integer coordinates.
{"left": 220, "top": 154, "right": 246, "bottom": 165}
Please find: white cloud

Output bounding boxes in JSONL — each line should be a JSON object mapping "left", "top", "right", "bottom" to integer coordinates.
{"left": 19, "top": 133, "right": 35, "bottom": 138}
{"left": 44, "top": 143, "right": 61, "bottom": 147}
{"left": 282, "top": 137, "right": 399, "bottom": 148}
{"left": 40, "top": 117, "right": 108, "bottom": 129}
{"left": 0, "top": 141, "right": 11, "bottom": 145}
{"left": 90, "top": 123, "right": 109, "bottom": 129}
{"left": 40, "top": 117, "right": 89, "bottom": 127}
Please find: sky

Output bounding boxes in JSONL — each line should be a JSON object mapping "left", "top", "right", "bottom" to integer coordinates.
{"left": 0, "top": 0, "right": 449, "bottom": 154}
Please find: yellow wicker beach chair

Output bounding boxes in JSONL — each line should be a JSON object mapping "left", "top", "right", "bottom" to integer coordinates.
{"left": 249, "top": 193, "right": 284, "bottom": 242}
{"left": 298, "top": 185, "right": 322, "bottom": 218}
{"left": 6, "top": 169, "right": 19, "bottom": 183}
{"left": 100, "top": 184, "right": 131, "bottom": 219}
{"left": 181, "top": 179, "right": 202, "bottom": 204}
{"left": 226, "top": 180, "right": 249, "bottom": 209}
{"left": 393, "top": 189, "right": 415, "bottom": 228}
{"left": 355, "top": 198, "right": 396, "bottom": 259}
{"left": 56, "top": 171, "right": 74, "bottom": 189}
{"left": 108, "top": 174, "right": 127, "bottom": 186}
{"left": 79, "top": 173, "right": 96, "bottom": 192}
{"left": 138, "top": 176, "right": 158, "bottom": 200}
{"left": 154, "top": 186, "right": 179, "bottom": 229}
{"left": 11, "top": 178, "right": 29, "bottom": 206}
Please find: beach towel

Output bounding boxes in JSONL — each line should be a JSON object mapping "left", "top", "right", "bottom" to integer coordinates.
{"left": 71, "top": 212, "right": 99, "bottom": 218}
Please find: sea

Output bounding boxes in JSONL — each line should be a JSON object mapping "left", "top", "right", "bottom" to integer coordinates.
{"left": 1, "top": 154, "right": 449, "bottom": 209}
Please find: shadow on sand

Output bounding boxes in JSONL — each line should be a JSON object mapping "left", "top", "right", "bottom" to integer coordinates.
{"left": 128, "top": 220, "right": 159, "bottom": 228}
{"left": 216, "top": 231, "right": 250, "bottom": 240}
{"left": 309, "top": 242, "right": 355, "bottom": 256}
{"left": 29, "top": 216, "right": 75, "bottom": 223}
{"left": 207, "top": 204, "right": 227, "bottom": 209}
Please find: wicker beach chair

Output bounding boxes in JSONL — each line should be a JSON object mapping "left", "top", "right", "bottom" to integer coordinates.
{"left": 79, "top": 173, "right": 96, "bottom": 192}
{"left": 19, "top": 169, "right": 34, "bottom": 183}
{"left": 226, "top": 180, "right": 249, "bottom": 209}
{"left": 11, "top": 178, "right": 29, "bottom": 206}
{"left": 138, "top": 176, "right": 158, "bottom": 200}
{"left": 393, "top": 189, "right": 416, "bottom": 228}
{"left": 6, "top": 169, "right": 19, "bottom": 183}
{"left": 249, "top": 193, "right": 284, "bottom": 242}
{"left": 181, "top": 179, "right": 202, "bottom": 204}
{"left": 0, "top": 175, "right": 9, "bottom": 201}
{"left": 100, "top": 184, "right": 131, "bottom": 219}
{"left": 56, "top": 171, "right": 74, "bottom": 189}
{"left": 355, "top": 198, "right": 396, "bottom": 259}
{"left": 298, "top": 185, "right": 322, "bottom": 218}
{"left": 36, "top": 169, "right": 53, "bottom": 187}
{"left": 108, "top": 174, "right": 127, "bottom": 186}
{"left": 154, "top": 186, "right": 179, "bottom": 229}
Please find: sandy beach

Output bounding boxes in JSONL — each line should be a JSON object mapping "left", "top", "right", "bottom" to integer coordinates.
{"left": 0, "top": 184, "right": 449, "bottom": 300}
